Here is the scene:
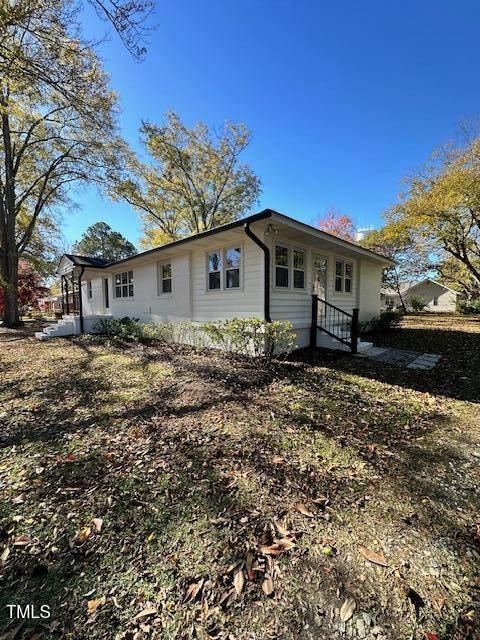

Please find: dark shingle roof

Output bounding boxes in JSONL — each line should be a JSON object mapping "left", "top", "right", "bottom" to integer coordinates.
{"left": 64, "top": 254, "right": 113, "bottom": 268}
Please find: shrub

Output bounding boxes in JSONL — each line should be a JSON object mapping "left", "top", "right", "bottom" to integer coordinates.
{"left": 201, "top": 318, "right": 295, "bottom": 364}
{"left": 458, "top": 298, "right": 480, "bottom": 314}
{"left": 407, "top": 295, "right": 427, "bottom": 312}
{"left": 363, "top": 310, "right": 403, "bottom": 334}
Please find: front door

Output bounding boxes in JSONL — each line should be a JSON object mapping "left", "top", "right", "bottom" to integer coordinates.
{"left": 312, "top": 255, "right": 328, "bottom": 300}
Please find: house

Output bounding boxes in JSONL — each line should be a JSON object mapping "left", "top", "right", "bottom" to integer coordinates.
{"left": 381, "top": 278, "right": 463, "bottom": 312}
{"left": 35, "top": 209, "right": 393, "bottom": 352}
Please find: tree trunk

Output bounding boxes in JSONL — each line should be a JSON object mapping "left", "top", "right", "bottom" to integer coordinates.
{"left": 0, "top": 238, "right": 21, "bottom": 327}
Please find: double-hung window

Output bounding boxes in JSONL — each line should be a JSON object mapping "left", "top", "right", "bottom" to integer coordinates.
{"left": 335, "top": 260, "right": 353, "bottom": 294}
{"left": 208, "top": 251, "right": 222, "bottom": 290}
{"left": 225, "top": 247, "right": 241, "bottom": 289}
{"left": 114, "top": 270, "right": 134, "bottom": 298}
{"left": 158, "top": 262, "right": 172, "bottom": 294}
{"left": 275, "top": 245, "right": 289, "bottom": 287}
{"left": 293, "top": 249, "right": 305, "bottom": 289}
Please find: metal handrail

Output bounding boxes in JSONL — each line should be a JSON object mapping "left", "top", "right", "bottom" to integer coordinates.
{"left": 310, "top": 294, "right": 359, "bottom": 354}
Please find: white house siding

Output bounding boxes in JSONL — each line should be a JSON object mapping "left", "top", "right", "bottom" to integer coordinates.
{"left": 357, "top": 261, "right": 383, "bottom": 322}
{"left": 104, "top": 253, "right": 191, "bottom": 322}
{"left": 190, "top": 232, "right": 264, "bottom": 322}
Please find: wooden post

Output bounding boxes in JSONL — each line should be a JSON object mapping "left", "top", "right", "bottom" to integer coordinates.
{"left": 351, "top": 308, "right": 360, "bottom": 354}
{"left": 310, "top": 294, "right": 318, "bottom": 348}
{"left": 65, "top": 277, "right": 70, "bottom": 315}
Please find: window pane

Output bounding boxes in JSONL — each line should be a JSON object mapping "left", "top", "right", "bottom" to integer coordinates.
{"left": 275, "top": 245, "right": 288, "bottom": 266}
{"left": 209, "top": 252, "right": 222, "bottom": 272}
{"left": 293, "top": 250, "right": 304, "bottom": 270}
{"left": 162, "top": 263, "right": 171, "bottom": 279}
{"left": 335, "top": 261, "right": 343, "bottom": 276}
{"left": 162, "top": 279, "right": 172, "bottom": 293}
{"left": 115, "top": 274, "right": 121, "bottom": 285}
{"left": 122, "top": 285, "right": 128, "bottom": 297}
{"left": 225, "top": 247, "right": 241, "bottom": 269}
{"left": 128, "top": 271, "right": 134, "bottom": 283}
{"left": 335, "top": 276, "right": 343, "bottom": 292}
{"left": 345, "top": 263, "right": 352, "bottom": 278}
{"left": 209, "top": 272, "right": 221, "bottom": 290}
{"left": 128, "top": 284, "right": 134, "bottom": 297}
{"left": 226, "top": 269, "right": 240, "bottom": 289}
{"left": 294, "top": 270, "right": 305, "bottom": 289}
{"left": 115, "top": 286, "right": 121, "bottom": 298}
{"left": 276, "top": 266, "right": 288, "bottom": 287}
{"left": 344, "top": 278, "right": 352, "bottom": 293}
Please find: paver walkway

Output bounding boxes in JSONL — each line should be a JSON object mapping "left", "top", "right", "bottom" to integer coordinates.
{"left": 357, "top": 345, "right": 442, "bottom": 369}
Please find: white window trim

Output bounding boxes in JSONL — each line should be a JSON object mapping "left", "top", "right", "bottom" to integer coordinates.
{"left": 333, "top": 258, "right": 353, "bottom": 295}
{"left": 157, "top": 260, "right": 173, "bottom": 297}
{"left": 206, "top": 243, "right": 244, "bottom": 293}
{"left": 113, "top": 269, "right": 135, "bottom": 300}
{"left": 273, "top": 242, "right": 307, "bottom": 290}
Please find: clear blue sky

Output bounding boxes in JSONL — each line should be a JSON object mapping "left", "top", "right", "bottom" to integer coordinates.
{"left": 65, "top": 0, "right": 480, "bottom": 248}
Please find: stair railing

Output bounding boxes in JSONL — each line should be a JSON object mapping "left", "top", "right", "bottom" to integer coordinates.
{"left": 310, "top": 294, "right": 359, "bottom": 354}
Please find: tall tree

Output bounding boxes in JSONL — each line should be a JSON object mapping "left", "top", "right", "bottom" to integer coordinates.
{"left": 114, "top": 111, "right": 262, "bottom": 247}
{"left": 388, "top": 137, "right": 480, "bottom": 288}
{"left": 0, "top": 0, "right": 129, "bottom": 326}
{"left": 317, "top": 207, "right": 356, "bottom": 242}
{"left": 360, "top": 225, "right": 432, "bottom": 312}
{"left": 73, "top": 221, "right": 137, "bottom": 260}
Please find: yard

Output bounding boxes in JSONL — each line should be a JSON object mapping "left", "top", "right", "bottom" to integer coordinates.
{"left": 0, "top": 314, "right": 479, "bottom": 640}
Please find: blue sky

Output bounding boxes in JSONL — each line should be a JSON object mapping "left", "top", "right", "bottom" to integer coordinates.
{"left": 66, "top": 0, "right": 480, "bottom": 247}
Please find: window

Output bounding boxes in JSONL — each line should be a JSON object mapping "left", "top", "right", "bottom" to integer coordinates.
{"left": 293, "top": 250, "right": 305, "bottom": 289}
{"left": 335, "top": 260, "right": 353, "bottom": 294}
{"left": 275, "top": 245, "right": 289, "bottom": 287}
{"left": 433, "top": 296, "right": 438, "bottom": 306}
{"left": 114, "top": 270, "right": 134, "bottom": 298}
{"left": 208, "top": 251, "right": 222, "bottom": 290}
{"left": 158, "top": 262, "right": 172, "bottom": 294}
{"left": 225, "top": 247, "right": 241, "bottom": 289}
{"left": 87, "top": 280, "right": 93, "bottom": 299}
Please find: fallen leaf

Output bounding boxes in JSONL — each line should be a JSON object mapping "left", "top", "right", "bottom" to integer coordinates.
{"left": 339, "top": 596, "right": 356, "bottom": 622}
{"left": 87, "top": 597, "right": 106, "bottom": 614}
{"left": 77, "top": 527, "right": 92, "bottom": 544}
{"left": 1, "top": 547, "right": 10, "bottom": 564}
{"left": 13, "top": 535, "right": 32, "bottom": 547}
{"left": 274, "top": 537, "right": 296, "bottom": 551}
{"left": 424, "top": 634, "right": 440, "bottom": 640}
{"left": 262, "top": 574, "right": 274, "bottom": 595}
{"left": 294, "top": 502, "right": 315, "bottom": 518}
{"left": 246, "top": 552, "right": 255, "bottom": 580}
{"left": 358, "top": 546, "right": 389, "bottom": 567}
{"left": 92, "top": 518, "right": 103, "bottom": 533}
{"left": 132, "top": 606, "right": 157, "bottom": 621}
{"left": 66, "top": 452, "right": 76, "bottom": 462}
{"left": 260, "top": 543, "right": 283, "bottom": 556}
{"left": 233, "top": 566, "right": 244, "bottom": 595}
{"left": 184, "top": 579, "right": 204, "bottom": 603}
{"left": 272, "top": 456, "right": 285, "bottom": 464}
{"left": 312, "top": 496, "right": 329, "bottom": 507}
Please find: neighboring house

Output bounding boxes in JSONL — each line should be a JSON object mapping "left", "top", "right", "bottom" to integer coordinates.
{"left": 35, "top": 209, "right": 393, "bottom": 352}
{"left": 381, "top": 279, "right": 464, "bottom": 312}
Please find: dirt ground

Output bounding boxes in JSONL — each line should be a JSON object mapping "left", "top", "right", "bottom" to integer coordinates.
{"left": 0, "top": 314, "right": 479, "bottom": 640}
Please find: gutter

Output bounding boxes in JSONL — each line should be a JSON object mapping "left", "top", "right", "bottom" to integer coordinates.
{"left": 78, "top": 266, "right": 85, "bottom": 334}
{"left": 244, "top": 222, "right": 271, "bottom": 322}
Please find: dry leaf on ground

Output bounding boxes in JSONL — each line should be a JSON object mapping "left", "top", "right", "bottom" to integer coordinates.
{"left": 339, "top": 596, "right": 356, "bottom": 622}
{"left": 87, "top": 597, "right": 106, "bottom": 614}
{"left": 294, "top": 502, "right": 315, "bottom": 518}
{"left": 358, "top": 545, "right": 389, "bottom": 567}
{"left": 262, "top": 574, "right": 274, "bottom": 595}
{"left": 233, "top": 567, "right": 244, "bottom": 595}
{"left": 132, "top": 606, "right": 157, "bottom": 621}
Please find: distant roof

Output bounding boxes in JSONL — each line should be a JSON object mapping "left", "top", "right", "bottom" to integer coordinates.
{"left": 64, "top": 254, "right": 112, "bottom": 268}
{"left": 59, "top": 209, "right": 394, "bottom": 270}
{"left": 382, "top": 278, "right": 463, "bottom": 296}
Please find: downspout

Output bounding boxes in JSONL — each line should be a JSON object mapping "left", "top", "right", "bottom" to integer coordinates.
{"left": 244, "top": 222, "right": 271, "bottom": 322}
{"left": 78, "top": 266, "right": 85, "bottom": 334}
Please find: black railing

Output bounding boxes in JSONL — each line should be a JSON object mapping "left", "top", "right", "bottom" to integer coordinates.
{"left": 310, "top": 295, "right": 359, "bottom": 354}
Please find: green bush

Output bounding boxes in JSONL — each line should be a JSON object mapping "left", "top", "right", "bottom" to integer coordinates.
{"left": 94, "top": 316, "right": 295, "bottom": 363}
{"left": 407, "top": 295, "right": 427, "bottom": 312}
{"left": 458, "top": 298, "right": 480, "bottom": 314}
{"left": 363, "top": 310, "right": 403, "bottom": 334}
{"left": 201, "top": 318, "right": 295, "bottom": 364}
